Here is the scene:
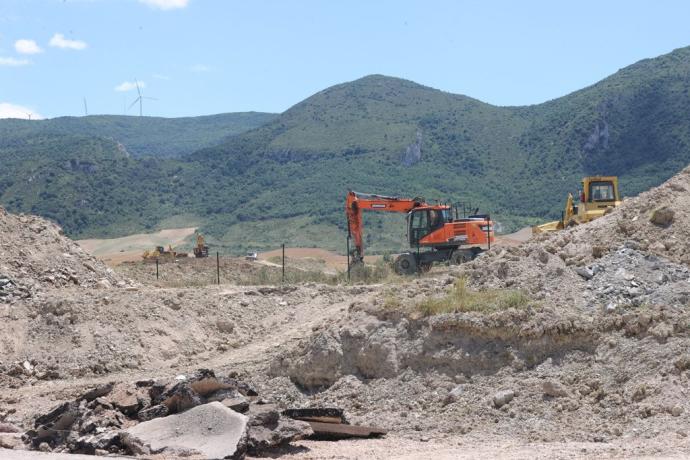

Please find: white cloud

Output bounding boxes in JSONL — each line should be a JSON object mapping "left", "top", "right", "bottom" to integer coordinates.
{"left": 49, "top": 33, "right": 87, "bottom": 50}
{"left": 190, "top": 64, "right": 210, "bottom": 73}
{"left": 115, "top": 80, "right": 145, "bottom": 92}
{"left": 15, "top": 39, "right": 43, "bottom": 55}
{"left": 0, "top": 57, "right": 30, "bottom": 66}
{"left": 0, "top": 102, "right": 43, "bottom": 120}
{"left": 139, "top": 0, "right": 189, "bottom": 10}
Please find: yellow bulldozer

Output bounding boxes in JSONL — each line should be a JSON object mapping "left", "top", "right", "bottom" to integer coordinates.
{"left": 533, "top": 176, "right": 621, "bottom": 234}
{"left": 142, "top": 245, "right": 181, "bottom": 262}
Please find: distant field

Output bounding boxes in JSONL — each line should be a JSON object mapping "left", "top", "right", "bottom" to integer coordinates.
{"left": 78, "top": 224, "right": 532, "bottom": 268}
{"left": 77, "top": 227, "right": 197, "bottom": 265}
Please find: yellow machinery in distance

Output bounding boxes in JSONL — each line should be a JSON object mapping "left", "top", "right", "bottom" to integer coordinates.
{"left": 533, "top": 176, "right": 622, "bottom": 234}
{"left": 142, "top": 245, "right": 180, "bottom": 262}
{"left": 193, "top": 232, "right": 209, "bottom": 258}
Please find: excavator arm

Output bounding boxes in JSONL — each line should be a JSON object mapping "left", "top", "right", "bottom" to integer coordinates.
{"left": 346, "top": 191, "right": 425, "bottom": 263}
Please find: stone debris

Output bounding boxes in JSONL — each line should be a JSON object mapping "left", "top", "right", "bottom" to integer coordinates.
{"left": 247, "top": 404, "right": 313, "bottom": 452}
{"left": 542, "top": 380, "right": 568, "bottom": 398}
{"left": 579, "top": 247, "right": 690, "bottom": 310}
{"left": 125, "top": 401, "right": 248, "bottom": 459}
{"left": 22, "top": 369, "right": 312, "bottom": 457}
{"left": 650, "top": 207, "right": 674, "bottom": 227}
{"left": 492, "top": 390, "right": 515, "bottom": 408}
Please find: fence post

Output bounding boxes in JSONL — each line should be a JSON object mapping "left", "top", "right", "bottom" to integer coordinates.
{"left": 282, "top": 244, "right": 285, "bottom": 284}
{"left": 156, "top": 258, "right": 159, "bottom": 280}
{"left": 216, "top": 252, "right": 220, "bottom": 285}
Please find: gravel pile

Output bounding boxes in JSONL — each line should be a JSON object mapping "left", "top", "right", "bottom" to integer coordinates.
{"left": 580, "top": 246, "right": 690, "bottom": 311}
{"left": 0, "top": 207, "right": 124, "bottom": 301}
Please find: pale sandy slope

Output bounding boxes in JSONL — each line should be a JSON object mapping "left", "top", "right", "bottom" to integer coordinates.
{"left": 76, "top": 227, "right": 197, "bottom": 265}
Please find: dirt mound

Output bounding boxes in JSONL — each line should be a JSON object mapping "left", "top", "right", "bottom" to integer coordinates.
{"left": 538, "top": 164, "right": 690, "bottom": 267}
{"left": 0, "top": 208, "right": 123, "bottom": 301}
{"left": 0, "top": 284, "right": 352, "bottom": 390}
{"left": 260, "top": 166, "right": 690, "bottom": 447}
{"left": 455, "top": 166, "right": 690, "bottom": 311}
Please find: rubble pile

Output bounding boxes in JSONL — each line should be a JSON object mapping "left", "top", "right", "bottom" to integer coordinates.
{"left": 0, "top": 274, "right": 29, "bottom": 302}
{"left": 0, "top": 207, "right": 124, "bottom": 300}
{"left": 22, "top": 369, "right": 312, "bottom": 457}
{"left": 579, "top": 246, "right": 690, "bottom": 311}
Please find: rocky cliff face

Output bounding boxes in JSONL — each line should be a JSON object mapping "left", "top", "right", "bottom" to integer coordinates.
{"left": 400, "top": 130, "right": 423, "bottom": 166}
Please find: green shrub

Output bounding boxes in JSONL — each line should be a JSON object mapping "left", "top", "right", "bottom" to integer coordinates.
{"left": 417, "top": 277, "right": 530, "bottom": 315}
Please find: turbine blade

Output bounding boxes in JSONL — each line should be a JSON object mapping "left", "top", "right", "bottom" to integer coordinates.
{"left": 129, "top": 98, "right": 140, "bottom": 109}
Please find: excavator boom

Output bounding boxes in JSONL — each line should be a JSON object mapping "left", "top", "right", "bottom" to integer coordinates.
{"left": 346, "top": 191, "right": 427, "bottom": 262}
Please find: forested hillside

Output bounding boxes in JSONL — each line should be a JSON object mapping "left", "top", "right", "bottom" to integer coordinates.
{"left": 0, "top": 112, "right": 276, "bottom": 158}
{"left": 2, "top": 46, "right": 690, "bottom": 253}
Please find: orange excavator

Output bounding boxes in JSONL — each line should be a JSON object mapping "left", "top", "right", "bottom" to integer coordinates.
{"left": 345, "top": 191, "right": 495, "bottom": 274}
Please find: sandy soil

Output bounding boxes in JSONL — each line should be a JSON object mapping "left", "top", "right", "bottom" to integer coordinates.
{"left": 259, "top": 247, "right": 381, "bottom": 271}
{"left": 261, "top": 437, "right": 689, "bottom": 460}
{"left": 495, "top": 226, "right": 533, "bottom": 246}
{"left": 76, "top": 227, "right": 197, "bottom": 265}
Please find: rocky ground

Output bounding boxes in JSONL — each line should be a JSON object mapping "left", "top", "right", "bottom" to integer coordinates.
{"left": 2, "top": 165, "right": 690, "bottom": 458}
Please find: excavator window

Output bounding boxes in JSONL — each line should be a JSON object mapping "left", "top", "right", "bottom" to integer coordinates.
{"left": 409, "top": 209, "right": 429, "bottom": 245}
{"left": 429, "top": 210, "right": 443, "bottom": 229}
{"left": 589, "top": 181, "right": 615, "bottom": 202}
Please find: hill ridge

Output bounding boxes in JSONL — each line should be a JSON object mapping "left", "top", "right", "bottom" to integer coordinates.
{"left": 2, "top": 45, "right": 690, "bottom": 253}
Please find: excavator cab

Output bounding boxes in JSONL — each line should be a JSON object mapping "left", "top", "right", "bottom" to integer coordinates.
{"left": 407, "top": 207, "right": 450, "bottom": 245}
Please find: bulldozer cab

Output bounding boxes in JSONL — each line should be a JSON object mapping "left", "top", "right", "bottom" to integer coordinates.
{"left": 575, "top": 176, "right": 621, "bottom": 224}
{"left": 582, "top": 177, "right": 619, "bottom": 203}
{"left": 407, "top": 207, "right": 449, "bottom": 245}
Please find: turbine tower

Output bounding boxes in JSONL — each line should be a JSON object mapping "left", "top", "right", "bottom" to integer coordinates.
{"left": 128, "top": 79, "right": 156, "bottom": 116}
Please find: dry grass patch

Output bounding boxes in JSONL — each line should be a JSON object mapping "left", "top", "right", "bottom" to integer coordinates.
{"left": 417, "top": 277, "right": 531, "bottom": 315}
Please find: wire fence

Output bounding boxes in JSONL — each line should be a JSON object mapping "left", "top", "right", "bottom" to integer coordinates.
{"left": 142, "top": 243, "right": 396, "bottom": 288}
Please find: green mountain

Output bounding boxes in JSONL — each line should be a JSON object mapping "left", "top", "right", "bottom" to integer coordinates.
{"left": 188, "top": 46, "right": 690, "bottom": 252}
{"left": 2, "top": 46, "right": 690, "bottom": 253}
{"left": 0, "top": 112, "right": 277, "bottom": 158}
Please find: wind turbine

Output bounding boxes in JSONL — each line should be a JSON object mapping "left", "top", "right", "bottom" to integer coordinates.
{"left": 83, "top": 97, "right": 88, "bottom": 116}
{"left": 128, "top": 79, "right": 157, "bottom": 116}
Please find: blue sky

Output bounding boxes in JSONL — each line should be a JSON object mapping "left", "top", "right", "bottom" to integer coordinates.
{"left": 2, "top": 0, "right": 690, "bottom": 119}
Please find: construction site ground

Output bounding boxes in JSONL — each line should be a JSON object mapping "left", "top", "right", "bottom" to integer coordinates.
{"left": 3, "top": 167, "right": 690, "bottom": 458}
